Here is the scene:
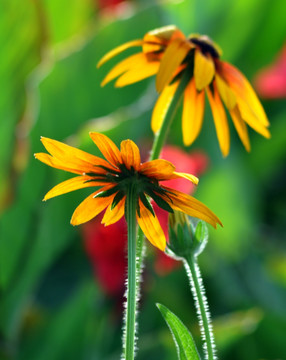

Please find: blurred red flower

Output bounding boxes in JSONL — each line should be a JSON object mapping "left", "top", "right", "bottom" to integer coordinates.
{"left": 82, "top": 145, "right": 209, "bottom": 296}
{"left": 253, "top": 45, "right": 286, "bottom": 99}
{"left": 97, "top": 0, "right": 125, "bottom": 10}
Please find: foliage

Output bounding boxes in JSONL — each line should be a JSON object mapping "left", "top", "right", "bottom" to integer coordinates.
{"left": 0, "top": 0, "right": 285, "bottom": 359}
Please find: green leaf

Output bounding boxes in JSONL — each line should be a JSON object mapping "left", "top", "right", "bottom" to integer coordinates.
{"left": 156, "top": 303, "right": 201, "bottom": 360}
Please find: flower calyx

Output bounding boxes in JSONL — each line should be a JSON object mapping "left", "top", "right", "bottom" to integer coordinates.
{"left": 167, "top": 211, "right": 209, "bottom": 259}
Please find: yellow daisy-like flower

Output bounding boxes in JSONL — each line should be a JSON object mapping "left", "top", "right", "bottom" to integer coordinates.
{"left": 98, "top": 25, "right": 270, "bottom": 156}
{"left": 35, "top": 132, "right": 221, "bottom": 251}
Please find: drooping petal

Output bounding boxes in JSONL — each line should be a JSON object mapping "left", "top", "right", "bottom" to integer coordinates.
{"left": 143, "top": 25, "right": 185, "bottom": 53}
{"left": 43, "top": 175, "right": 107, "bottom": 201}
{"left": 156, "top": 38, "right": 192, "bottom": 93}
{"left": 40, "top": 137, "right": 111, "bottom": 173}
{"left": 97, "top": 39, "right": 144, "bottom": 68}
{"left": 182, "top": 78, "right": 205, "bottom": 146}
{"left": 235, "top": 97, "right": 271, "bottom": 138}
{"left": 206, "top": 83, "right": 230, "bottom": 157}
{"left": 115, "top": 61, "right": 160, "bottom": 87}
{"left": 215, "top": 74, "right": 236, "bottom": 110}
{"left": 101, "top": 53, "right": 145, "bottom": 86}
{"left": 89, "top": 132, "right": 122, "bottom": 166}
{"left": 220, "top": 61, "right": 269, "bottom": 126}
{"left": 151, "top": 81, "right": 179, "bottom": 133}
{"left": 71, "top": 186, "right": 116, "bottom": 225}
{"left": 162, "top": 187, "right": 222, "bottom": 228}
{"left": 229, "top": 106, "right": 251, "bottom": 152}
{"left": 101, "top": 53, "right": 159, "bottom": 87}
{"left": 120, "top": 139, "right": 141, "bottom": 170}
{"left": 171, "top": 172, "right": 199, "bottom": 185}
{"left": 101, "top": 196, "right": 126, "bottom": 226}
{"left": 140, "top": 159, "right": 175, "bottom": 179}
{"left": 194, "top": 49, "right": 215, "bottom": 91}
{"left": 136, "top": 199, "right": 166, "bottom": 251}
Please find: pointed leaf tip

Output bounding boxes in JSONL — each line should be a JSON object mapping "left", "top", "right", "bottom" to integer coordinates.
{"left": 157, "top": 303, "right": 201, "bottom": 360}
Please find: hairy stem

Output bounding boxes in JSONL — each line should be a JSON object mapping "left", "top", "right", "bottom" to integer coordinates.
{"left": 123, "top": 185, "right": 138, "bottom": 360}
{"left": 185, "top": 255, "right": 217, "bottom": 360}
{"left": 132, "top": 69, "right": 191, "bottom": 357}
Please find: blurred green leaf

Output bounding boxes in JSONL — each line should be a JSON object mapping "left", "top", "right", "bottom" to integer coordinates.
{"left": 157, "top": 303, "right": 201, "bottom": 360}
{"left": 0, "top": 1, "right": 169, "bottom": 338}
{"left": 214, "top": 308, "right": 263, "bottom": 351}
{"left": 195, "top": 157, "right": 258, "bottom": 261}
{"left": 19, "top": 282, "right": 97, "bottom": 360}
{"left": 0, "top": 0, "right": 42, "bottom": 208}
{"left": 43, "top": 0, "right": 94, "bottom": 46}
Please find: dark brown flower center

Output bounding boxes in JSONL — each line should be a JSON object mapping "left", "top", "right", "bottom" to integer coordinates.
{"left": 189, "top": 36, "right": 220, "bottom": 59}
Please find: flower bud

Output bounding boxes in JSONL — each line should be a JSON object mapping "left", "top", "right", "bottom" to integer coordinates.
{"left": 167, "top": 211, "right": 208, "bottom": 259}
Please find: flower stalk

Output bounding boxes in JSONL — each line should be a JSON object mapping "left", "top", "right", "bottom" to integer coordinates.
{"left": 123, "top": 184, "right": 138, "bottom": 360}
{"left": 133, "top": 69, "right": 194, "bottom": 355}
{"left": 150, "top": 68, "right": 192, "bottom": 161}
{"left": 184, "top": 254, "right": 217, "bottom": 360}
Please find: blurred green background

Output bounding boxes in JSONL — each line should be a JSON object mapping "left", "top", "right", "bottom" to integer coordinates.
{"left": 0, "top": 0, "right": 286, "bottom": 359}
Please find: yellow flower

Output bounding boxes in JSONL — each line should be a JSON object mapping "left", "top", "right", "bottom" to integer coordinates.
{"left": 98, "top": 25, "right": 270, "bottom": 156}
{"left": 35, "top": 132, "right": 222, "bottom": 250}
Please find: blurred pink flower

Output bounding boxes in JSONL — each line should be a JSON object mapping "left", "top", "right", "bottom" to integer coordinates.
{"left": 254, "top": 45, "right": 286, "bottom": 99}
{"left": 82, "top": 146, "right": 209, "bottom": 296}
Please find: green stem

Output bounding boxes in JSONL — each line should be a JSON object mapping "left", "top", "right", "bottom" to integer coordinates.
{"left": 132, "top": 69, "right": 191, "bottom": 356}
{"left": 150, "top": 70, "right": 191, "bottom": 160}
{"left": 124, "top": 185, "right": 138, "bottom": 360}
{"left": 185, "top": 255, "right": 217, "bottom": 360}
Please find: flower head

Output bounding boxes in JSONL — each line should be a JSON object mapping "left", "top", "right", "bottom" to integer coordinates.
{"left": 35, "top": 132, "right": 221, "bottom": 250}
{"left": 98, "top": 25, "right": 270, "bottom": 156}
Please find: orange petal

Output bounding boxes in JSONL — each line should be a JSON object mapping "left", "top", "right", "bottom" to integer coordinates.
{"left": 194, "top": 49, "right": 215, "bottom": 91}
{"left": 101, "top": 53, "right": 144, "bottom": 86}
{"left": 163, "top": 187, "right": 222, "bottom": 228}
{"left": 43, "top": 175, "right": 107, "bottom": 201}
{"left": 140, "top": 159, "right": 175, "bottom": 180}
{"left": 182, "top": 78, "right": 205, "bottom": 146}
{"left": 220, "top": 61, "right": 269, "bottom": 127}
{"left": 206, "top": 84, "right": 230, "bottom": 157}
{"left": 136, "top": 199, "right": 166, "bottom": 251}
{"left": 156, "top": 38, "right": 192, "bottom": 93}
{"left": 34, "top": 152, "right": 107, "bottom": 176}
{"left": 89, "top": 132, "right": 122, "bottom": 166}
{"left": 101, "top": 53, "right": 159, "bottom": 87}
{"left": 120, "top": 139, "right": 141, "bottom": 171}
{"left": 101, "top": 196, "right": 126, "bottom": 226}
{"left": 151, "top": 81, "right": 179, "bottom": 133}
{"left": 97, "top": 39, "right": 144, "bottom": 68}
{"left": 215, "top": 74, "right": 236, "bottom": 110}
{"left": 229, "top": 106, "right": 251, "bottom": 152}
{"left": 143, "top": 25, "right": 185, "bottom": 53}
{"left": 115, "top": 60, "right": 160, "bottom": 87}
{"left": 40, "top": 137, "right": 110, "bottom": 173}
{"left": 35, "top": 153, "right": 82, "bottom": 175}
{"left": 71, "top": 187, "right": 115, "bottom": 225}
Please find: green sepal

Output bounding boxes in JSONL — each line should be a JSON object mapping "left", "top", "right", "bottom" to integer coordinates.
{"left": 93, "top": 186, "right": 118, "bottom": 198}
{"left": 139, "top": 193, "right": 155, "bottom": 217}
{"left": 111, "top": 191, "right": 125, "bottom": 210}
{"left": 83, "top": 177, "right": 108, "bottom": 183}
{"left": 168, "top": 221, "right": 193, "bottom": 258}
{"left": 193, "top": 221, "right": 208, "bottom": 256}
{"left": 93, "top": 164, "right": 119, "bottom": 175}
{"left": 168, "top": 216, "right": 209, "bottom": 259}
{"left": 145, "top": 188, "right": 174, "bottom": 214}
